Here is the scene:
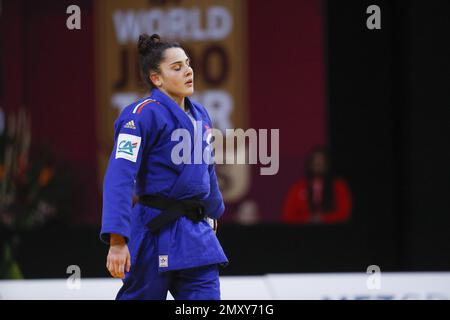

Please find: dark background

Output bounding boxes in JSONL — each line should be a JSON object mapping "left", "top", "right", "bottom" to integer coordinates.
{"left": 2, "top": 0, "right": 450, "bottom": 277}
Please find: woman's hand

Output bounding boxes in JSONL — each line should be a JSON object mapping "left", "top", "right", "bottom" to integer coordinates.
{"left": 106, "top": 234, "right": 131, "bottom": 279}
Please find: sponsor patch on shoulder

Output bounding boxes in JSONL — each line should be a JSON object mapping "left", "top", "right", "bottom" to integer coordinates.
{"left": 115, "top": 133, "right": 141, "bottom": 162}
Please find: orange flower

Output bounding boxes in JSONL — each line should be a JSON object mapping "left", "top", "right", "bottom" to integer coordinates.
{"left": 38, "top": 167, "right": 54, "bottom": 186}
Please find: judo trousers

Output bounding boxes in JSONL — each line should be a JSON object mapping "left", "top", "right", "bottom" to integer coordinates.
{"left": 116, "top": 232, "right": 221, "bottom": 300}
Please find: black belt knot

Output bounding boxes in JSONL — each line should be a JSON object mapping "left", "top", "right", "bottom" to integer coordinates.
{"left": 138, "top": 194, "right": 206, "bottom": 234}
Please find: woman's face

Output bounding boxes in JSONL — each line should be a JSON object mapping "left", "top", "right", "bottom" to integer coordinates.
{"left": 310, "top": 152, "right": 328, "bottom": 176}
{"left": 150, "top": 47, "right": 194, "bottom": 99}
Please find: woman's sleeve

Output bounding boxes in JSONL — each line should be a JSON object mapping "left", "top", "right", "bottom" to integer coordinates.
{"left": 204, "top": 163, "right": 225, "bottom": 220}
{"left": 199, "top": 105, "right": 225, "bottom": 220}
{"left": 99, "top": 108, "right": 157, "bottom": 244}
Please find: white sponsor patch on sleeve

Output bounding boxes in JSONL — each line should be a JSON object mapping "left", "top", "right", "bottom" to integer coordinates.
{"left": 115, "top": 133, "right": 141, "bottom": 163}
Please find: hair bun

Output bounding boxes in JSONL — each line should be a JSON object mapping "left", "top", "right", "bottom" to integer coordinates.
{"left": 138, "top": 34, "right": 161, "bottom": 55}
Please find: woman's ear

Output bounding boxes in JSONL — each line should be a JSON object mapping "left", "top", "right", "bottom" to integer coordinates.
{"left": 149, "top": 72, "right": 162, "bottom": 87}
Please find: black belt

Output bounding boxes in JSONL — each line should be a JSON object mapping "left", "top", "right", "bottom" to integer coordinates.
{"left": 138, "top": 195, "right": 206, "bottom": 234}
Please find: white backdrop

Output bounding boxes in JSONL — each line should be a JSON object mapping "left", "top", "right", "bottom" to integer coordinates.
{"left": 0, "top": 272, "right": 449, "bottom": 300}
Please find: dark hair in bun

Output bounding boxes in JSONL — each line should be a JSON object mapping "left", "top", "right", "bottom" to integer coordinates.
{"left": 138, "top": 33, "right": 182, "bottom": 90}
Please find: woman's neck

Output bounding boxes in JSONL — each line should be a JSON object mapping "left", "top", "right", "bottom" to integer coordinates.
{"left": 159, "top": 88, "right": 186, "bottom": 111}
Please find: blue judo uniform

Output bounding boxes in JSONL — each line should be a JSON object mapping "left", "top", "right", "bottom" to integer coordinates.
{"left": 100, "top": 88, "right": 228, "bottom": 300}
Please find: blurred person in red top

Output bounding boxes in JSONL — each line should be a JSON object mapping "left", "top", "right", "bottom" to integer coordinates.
{"left": 282, "top": 147, "right": 352, "bottom": 224}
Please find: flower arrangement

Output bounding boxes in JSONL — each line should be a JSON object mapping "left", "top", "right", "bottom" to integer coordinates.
{"left": 0, "top": 108, "right": 78, "bottom": 279}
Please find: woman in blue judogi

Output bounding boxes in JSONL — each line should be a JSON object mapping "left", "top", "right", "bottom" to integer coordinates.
{"left": 100, "top": 34, "right": 228, "bottom": 300}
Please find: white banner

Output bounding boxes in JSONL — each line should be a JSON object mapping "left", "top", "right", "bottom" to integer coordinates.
{"left": 1, "top": 272, "right": 449, "bottom": 300}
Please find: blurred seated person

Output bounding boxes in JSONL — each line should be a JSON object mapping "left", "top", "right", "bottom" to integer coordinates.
{"left": 282, "top": 147, "right": 352, "bottom": 224}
